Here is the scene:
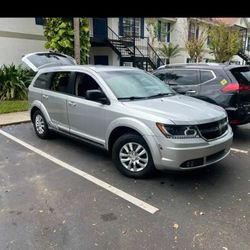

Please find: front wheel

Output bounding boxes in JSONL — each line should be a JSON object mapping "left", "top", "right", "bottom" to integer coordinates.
{"left": 112, "top": 133, "right": 156, "bottom": 178}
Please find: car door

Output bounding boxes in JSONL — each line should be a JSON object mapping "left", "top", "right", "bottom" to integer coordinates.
{"left": 22, "top": 52, "right": 77, "bottom": 132}
{"left": 167, "top": 69, "right": 201, "bottom": 96}
{"left": 41, "top": 71, "right": 74, "bottom": 132}
{"left": 67, "top": 72, "right": 111, "bottom": 146}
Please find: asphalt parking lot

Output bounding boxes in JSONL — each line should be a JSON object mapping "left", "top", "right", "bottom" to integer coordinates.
{"left": 0, "top": 123, "right": 250, "bottom": 250}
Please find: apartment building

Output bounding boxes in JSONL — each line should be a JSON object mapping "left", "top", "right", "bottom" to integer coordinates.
{"left": 1, "top": 17, "right": 249, "bottom": 69}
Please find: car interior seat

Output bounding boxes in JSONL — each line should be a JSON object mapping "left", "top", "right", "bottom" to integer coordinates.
{"left": 57, "top": 75, "right": 69, "bottom": 93}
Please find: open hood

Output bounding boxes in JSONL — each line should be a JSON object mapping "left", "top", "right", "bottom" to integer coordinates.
{"left": 22, "top": 52, "right": 77, "bottom": 72}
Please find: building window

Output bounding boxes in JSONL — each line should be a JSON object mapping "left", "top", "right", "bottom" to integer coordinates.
{"left": 158, "top": 21, "right": 171, "bottom": 43}
{"left": 207, "top": 35, "right": 211, "bottom": 46}
{"left": 35, "top": 17, "right": 44, "bottom": 26}
{"left": 188, "top": 23, "right": 196, "bottom": 40}
{"left": 123, "top": 18, "right": 140, "bottom": 37}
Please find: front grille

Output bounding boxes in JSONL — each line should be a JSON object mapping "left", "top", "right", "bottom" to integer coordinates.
{"left": 197, "top": 118, "right": 228, "bottom": 140}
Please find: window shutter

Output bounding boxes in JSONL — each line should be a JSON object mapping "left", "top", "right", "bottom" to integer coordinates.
{"left": 196, "top": 27, "right": 199, "bottom": 39}
{"left": 167, "top": 23, "right": 171, "bottom": 42}
{"left": 35, "top": 17, "right": 44, "bottom": 25}
{"left": 158, "top": 20, "right": 161, "bottom": 41}
{"left": 119, "top": 17, "right": 123, "bottom": 36}
{"left": 140, "top": 18, "right": 144, "bottom": 38}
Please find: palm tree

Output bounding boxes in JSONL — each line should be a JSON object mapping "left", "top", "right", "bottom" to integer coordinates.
{"left": 159, "top": 43, "right": 182, "bottom": 64}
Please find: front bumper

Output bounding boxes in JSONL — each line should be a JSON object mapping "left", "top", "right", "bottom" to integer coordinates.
{"left": 151, "top": 126, "right": 233, "bottom": 171}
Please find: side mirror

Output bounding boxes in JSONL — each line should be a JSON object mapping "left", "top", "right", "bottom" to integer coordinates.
{"left": 85, "top": 89, "right": 110, "bottom": 105}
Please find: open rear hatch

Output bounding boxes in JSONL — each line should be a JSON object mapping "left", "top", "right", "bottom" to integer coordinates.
{"left": 224, "top": 66, "right": 250, "bottom": 123}
{"left": 22, "top": 52, "right": 76, "bottom": 72}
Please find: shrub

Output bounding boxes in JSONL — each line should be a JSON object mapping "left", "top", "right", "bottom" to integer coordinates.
{"left": 0, "top": 64, "right": 34, "bottom": 100}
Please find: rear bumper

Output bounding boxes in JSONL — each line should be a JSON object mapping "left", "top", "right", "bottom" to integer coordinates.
{"left": 151, "top": 127, "right": 233, "bottom": 171}
{"left": 226, "top": 106, "right": 250, "bottom": 125}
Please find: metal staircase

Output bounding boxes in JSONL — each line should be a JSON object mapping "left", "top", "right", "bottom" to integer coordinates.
{"left": 237, "top": 49, "right": 250, "bottom": 65}
{"left": 107, "top": 26, "right": 164, "bottom": 71}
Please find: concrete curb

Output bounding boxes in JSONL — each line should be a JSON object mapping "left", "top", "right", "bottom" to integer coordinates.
{"left": 0, "top": 110, "right": 30, "bottom": 127}
{"left": 0, "top": 119, "right": 31, "bottom": 127}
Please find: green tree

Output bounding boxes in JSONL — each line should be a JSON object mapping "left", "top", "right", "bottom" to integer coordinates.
{"left": 185, "top": 36, "right": 206, "bottom": 62}
{"left": 146, "top": 18, "right": 158, "bottom": 45}
{"left": 183, "top": 19, "right": 208, "bottom": 62}
{"left": 159, "top": 43, "right": 181, "bottom": 64}
{"left": 208, "top": 23, "right": 241, "bottom": 63}
{"left": 44, "top": 18, "right": 91, "bottom": 64}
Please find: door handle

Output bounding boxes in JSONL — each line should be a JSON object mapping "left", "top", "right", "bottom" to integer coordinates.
{"left": 186, "top": 90, "right": 196, "bottom": 94}
{"left": 68, "top": 101, "right": 76, "bottom": 107}
{"left": 42, "top": 94, "right": 48, "bottom": 99}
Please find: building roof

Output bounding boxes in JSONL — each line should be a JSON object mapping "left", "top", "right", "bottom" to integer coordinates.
{"left": 212, "top": 18, "right": 238, "bottom": 26}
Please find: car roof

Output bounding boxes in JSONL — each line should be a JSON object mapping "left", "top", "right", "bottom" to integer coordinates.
{"left": 154, "top": 63, "right": 250, "bottom": 72}
{"left": 37, "top": 65, "right": 140, "bottom": 74}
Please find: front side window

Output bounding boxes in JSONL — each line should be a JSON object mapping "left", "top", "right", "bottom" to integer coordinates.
{"left": 50, "top": 72, "right": 71, "bottom": 94}
{"left": 74, "top": 73, "right": 101, "bottom": 98}
{"left": 169, "top": 70, "right": 199, "bottom": 85}
{"left": 99, "top": 70, "right": 175, "bottom": 100}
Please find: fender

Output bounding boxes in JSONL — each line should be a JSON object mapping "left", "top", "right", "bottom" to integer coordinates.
{"left": 30, "top": 100, "right": 56, "bottom": 129}
{"left": 105, "top": 117, "right": 162, "bottom": 166}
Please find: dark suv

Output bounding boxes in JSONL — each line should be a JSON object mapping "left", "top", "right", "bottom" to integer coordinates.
{"left": 153, "top": 63, "right": 250, "bottom": 125}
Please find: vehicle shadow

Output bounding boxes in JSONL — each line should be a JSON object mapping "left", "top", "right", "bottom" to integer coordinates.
{"left": 153, "top": 163, "right": 227, "bottom": 186}
{"left": 232, "top": 124, "right": 250, "bottom": 143}
{"left": 51, "top": 129, "right": 235, "bottom": 195}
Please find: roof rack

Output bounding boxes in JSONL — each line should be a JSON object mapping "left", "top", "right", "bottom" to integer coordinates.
{"left": 157, "top": 62, "right": 221, "bottom": 69}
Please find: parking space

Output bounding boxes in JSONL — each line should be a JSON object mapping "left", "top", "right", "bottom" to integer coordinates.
{"left": 0, "top": 123, "right": 250, "bottom": 249}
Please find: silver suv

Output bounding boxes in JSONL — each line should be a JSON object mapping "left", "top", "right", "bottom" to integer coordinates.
{"left": 23, "top": 52, "right": 233, "bottom": 178}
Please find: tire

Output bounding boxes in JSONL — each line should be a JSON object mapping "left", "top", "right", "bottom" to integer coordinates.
{"left": 112, "top": 133, "right": 156, "bottom": 178}
{"left": 32, "top": 110, "right": 51, "bottom": 139}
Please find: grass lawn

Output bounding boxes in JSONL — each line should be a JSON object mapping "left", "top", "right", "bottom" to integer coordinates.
{"left": 0, "top": 100, "right": 29, "bottom": 114}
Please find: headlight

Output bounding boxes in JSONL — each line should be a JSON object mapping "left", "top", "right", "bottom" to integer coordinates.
{"left": 156, "top": 123, "right": 200, "bottom": 138}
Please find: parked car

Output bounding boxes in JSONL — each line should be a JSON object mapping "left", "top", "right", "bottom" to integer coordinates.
{"left": 153, "top": 63, "right": 250, "bottom": 126}
{"left": 22, "top": 52, "right": 233, "bottom": 178}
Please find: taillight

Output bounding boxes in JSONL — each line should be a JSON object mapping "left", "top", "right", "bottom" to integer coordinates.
{"left": 221, "top": 83, "right": 250, "bottom": 93}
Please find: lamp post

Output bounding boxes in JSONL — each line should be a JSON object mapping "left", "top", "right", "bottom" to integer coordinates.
{"left": 133, "top": 17, "right": 136, "bottom": 67}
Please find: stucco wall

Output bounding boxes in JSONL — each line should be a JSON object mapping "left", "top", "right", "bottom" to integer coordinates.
{"left": 89, "top": 47, "right": 120, "bottom": 66}
{"left": 0, "top": 18, "right": 46, "bottom": 66}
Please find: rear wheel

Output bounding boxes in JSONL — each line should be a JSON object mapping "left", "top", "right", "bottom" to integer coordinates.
{"left": 32, "top": 110, "right": 51, "bottom": 139}
{"left": 112, "top": 133, "right": 156, "bottom": 178}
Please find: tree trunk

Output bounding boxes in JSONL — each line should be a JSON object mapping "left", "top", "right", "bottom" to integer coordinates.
{"left": 73, "top": 17, "right": 81, "bottom": 64}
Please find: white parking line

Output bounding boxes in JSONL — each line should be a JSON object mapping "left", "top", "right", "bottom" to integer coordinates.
{"left": 231, "top": 148, "right": 248, "bottom": 154}
{"left": 0, "top": 129, "right": 159, "bottom": 214}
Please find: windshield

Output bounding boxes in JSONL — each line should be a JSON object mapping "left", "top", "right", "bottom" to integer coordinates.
{"left": 99, "top": 70, "right": 175, "bottom": 100}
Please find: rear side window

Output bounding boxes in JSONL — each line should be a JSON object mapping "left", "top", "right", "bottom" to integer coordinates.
{"left": 200, "top": 70, "right": 214, "bottom": 83}
{"left": 33, "top": 73, "right": 52, "bottom": 89}
{"left": 50, "top": 72, "right": 71, "bottom": 94}
{"left": 230, "top": 67, "right": 250, "bottom": 85}
{"left": 169, "top": 70, "right": 199, "bottom": 85}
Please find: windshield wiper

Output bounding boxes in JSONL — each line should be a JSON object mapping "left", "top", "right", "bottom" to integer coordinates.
{"left": 147, "top": 92, "right": 175, "bottom": 99}
{"left": 118, "top": 96, "right": 147, "bottom": 100}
